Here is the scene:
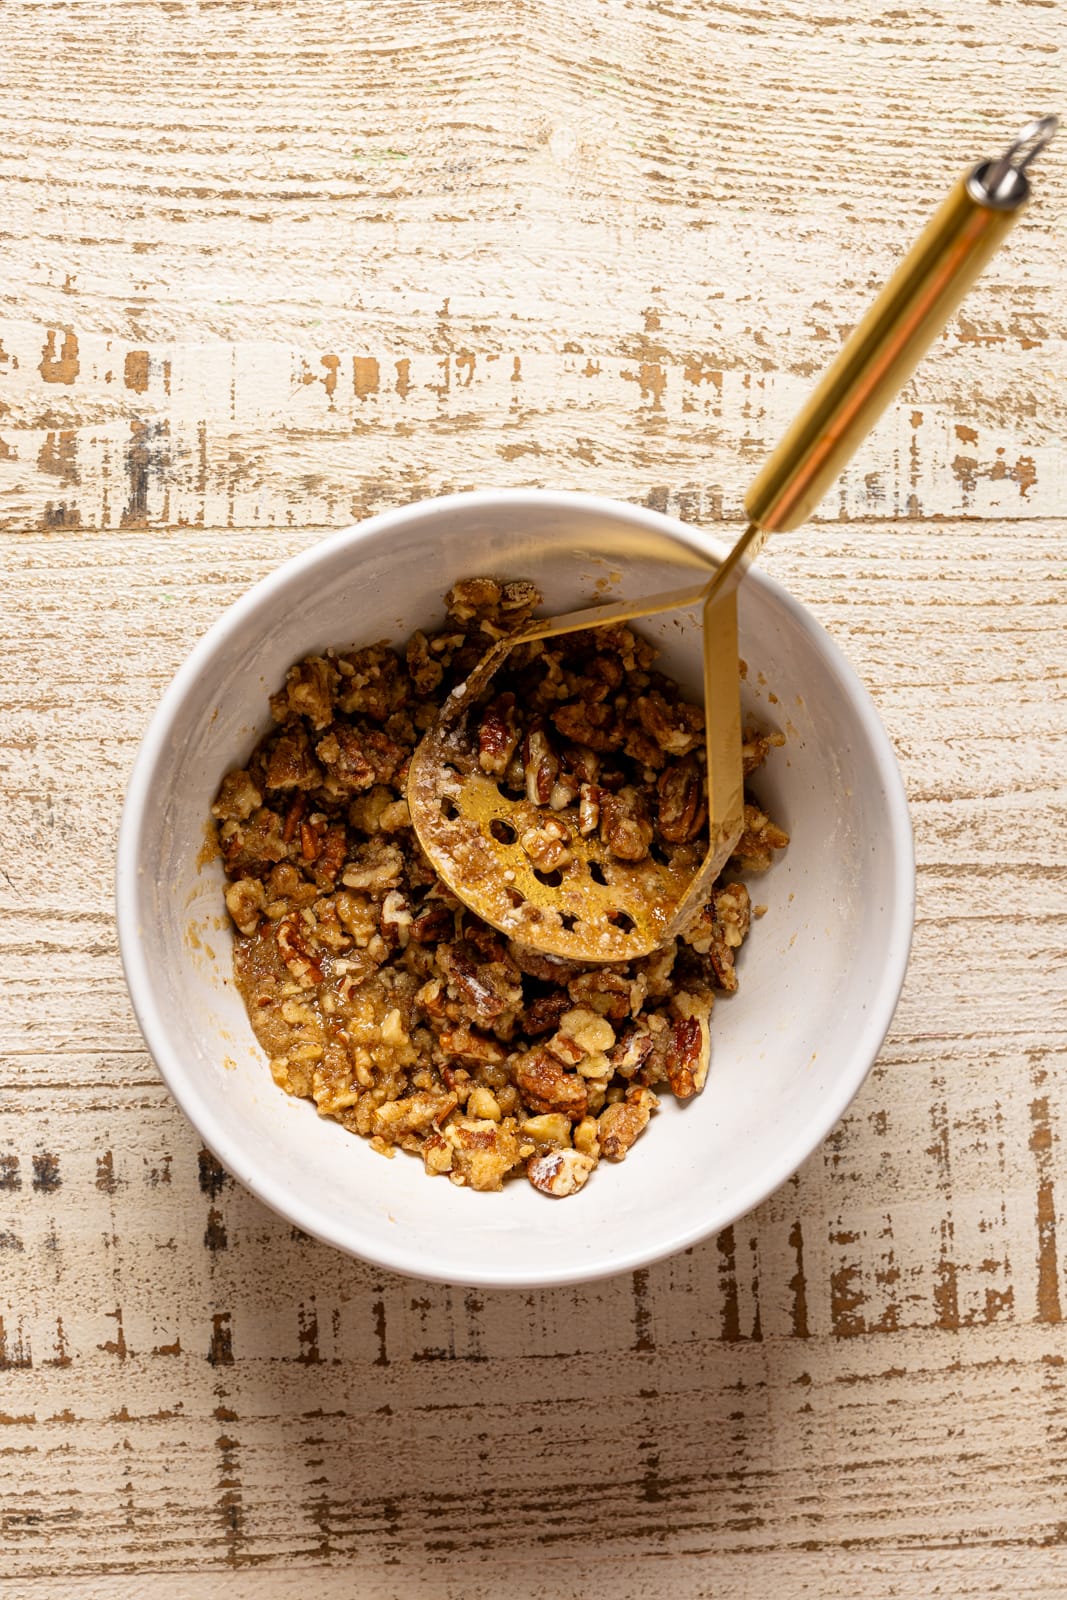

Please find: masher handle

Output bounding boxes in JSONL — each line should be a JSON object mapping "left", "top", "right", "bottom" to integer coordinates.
{"left": 743, "top": 115, "right": 1058, "bottom": 536}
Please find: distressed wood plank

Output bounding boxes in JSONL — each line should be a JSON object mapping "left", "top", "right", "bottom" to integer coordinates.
{"left": 2, "top": 0, "right": 1066, "bottom": 1592}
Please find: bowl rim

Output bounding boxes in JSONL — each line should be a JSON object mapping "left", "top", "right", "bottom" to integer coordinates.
{"left": 116, "top": 488, "right": 915, "bottom": 1288}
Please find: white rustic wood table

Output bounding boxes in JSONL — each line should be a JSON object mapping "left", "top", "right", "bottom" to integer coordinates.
{"left": 2, "top": 3, "right": 1065, "bottom": 1595}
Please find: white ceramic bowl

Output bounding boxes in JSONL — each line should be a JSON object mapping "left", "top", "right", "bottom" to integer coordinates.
{"left": 117, "top": 491, "right": 913, "bottom": 1287}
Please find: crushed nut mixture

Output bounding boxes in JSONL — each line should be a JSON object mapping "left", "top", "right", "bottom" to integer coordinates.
{"left": 212, "top": 577, "right": 788, "bottom": 1197}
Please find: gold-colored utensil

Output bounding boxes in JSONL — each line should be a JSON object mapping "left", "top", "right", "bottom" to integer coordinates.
{"left": 408, "top": 116, "right": 1059, "bottom": 962}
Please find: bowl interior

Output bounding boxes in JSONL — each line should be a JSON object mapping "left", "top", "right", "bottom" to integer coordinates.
{"left": 118, "top": 492, "right": 912, "bottom": 1286}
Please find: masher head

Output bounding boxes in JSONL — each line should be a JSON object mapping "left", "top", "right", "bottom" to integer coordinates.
{"left": 406, "top": 578, "right": 748, "bottom": 962}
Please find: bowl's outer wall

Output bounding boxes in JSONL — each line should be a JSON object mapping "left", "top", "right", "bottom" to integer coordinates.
{"left": 117, "top": 492, "right": 914, "bottom": 1286}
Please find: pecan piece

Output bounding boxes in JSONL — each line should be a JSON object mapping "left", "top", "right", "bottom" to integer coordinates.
{"left": 372, "top": 1090, "right": 458, "bottom": 1140}
{"left": 522, "top": 992, "right": 571, "bottom": 1037}
{"left": 336, "top": 643, "right": 407, "bottom": 722}
{"left": 340, "top": 839, "right": 404, "bottom": 892}
{"left": 566, "top": 968, "right": 632, "bottom": 1021}
{"left": 478, "top": 692, "right": 520, "bottom": 777}
{"left": 731, "top": 803, "right": 791, "bottom": 872}
{"left": 636, "top": 690, "right": 704, "bottom": 756}
{"left": 380, "top": 890, "right": 413, "bottom": 948}
{"left": 665, "top": 1015, "right": 701, "bottom": 1099}
{"left": 666, "top": 991, "right": 713, "bottom": 1097}
{"left": 405, "top": 629, "right": 444, "bottom": 695}
{"left": 437, "top": 945, "right": 516, "bottom": 1026}
{"left": 275, "top": 655, "right": 339, "bottom": 730}
{"left": 685, "top": 882, "right": 752, "bottom": 991}
{"left": 445, "top": 576, "right": 503, "bottom": 621}
{"left": 224, "top": 876, "right": 266, "bottom": 936}
{"left": 742, "top": 726, "right": 786, "bottom": 776}
{"left": 512, "top": 1047, "right": 589, "bottom": 1120}
{"left": 221, "top": 807, "right": 287, "bottom": 875}
{"left": 551, "top": 699, "right": 621, "bottom": 752}
{"left": 316, "top": 723, "right": 404, "bottom": 795}
{"left": 599, "top": 786, "right": 653, "bottom": 862}
{"left": 445, "top": 1116, "right": 522, "bottom": 1191}
{"left": 313, "top": 823, "right": 348, "bottom": 889}
{"left": 409, "top": 903, "right": 455, "bottom": 944}
{"left": 657, "top": 756, "right": 707, "bottom": 844}
{"left": 578, "top": 782, "right": 602, "bottom": 836}
{"left": 520, "top": 815, "right": 572, "bottom": 872}
{"left": 609, "top": 1024, "right": 655, "bottom": 1079}
{"left": 275, "top": 915, "right": 324, "bottom": 986}
{"left": 523, "top": 721, "right": 559, "bottom": 805}
{"left": 213, "top": 768, "right": 263, "bottom": 822}
{"left": 598, "top": 1085, "right": 659, "bottom": 1161}
{"left": 266, "top": 727, "right": 323, "bottom": 791}
{"left": 527, "top": 1148, "right": 596, "bottom": 1197}
{"left": 437, "top": 1025, "right": 508, "bottom": 1067}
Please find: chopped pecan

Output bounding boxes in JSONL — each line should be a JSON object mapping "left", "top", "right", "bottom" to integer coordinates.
{"left": 563, "top": 744, "right": 600, "bottom": 785}
{"left": 609, "top": 1024, "right": 655, "bottom": 1079}
{"left": 551, "top": 698, "right": 621, "bottom": 752}
{"left": 380, "top": 890, "right": 412, "bottom": 948}
{"left": 340, "top": 839, "right": 404, "bottom": 892}
{"left": 520, "top": 815, "right": 572, "bottom": 872}
{"left": 212, "top": 768, "right": 263, "bottom": 822}
{"left": 742, "top": 726, "right": 785, "bottom": 776}
{"left": 665, "top": 1015, "right": 701, "bottom": 1099}
{"left": 405, "top": 629, "right": 444, "bottom": 695}
{"left": 731, "top": 803, "right": 791, "bottom": 872}
{"left": 372, "top": 1090, "right": 457, "bottom": 1140}
{"left": 499, "top": 578, "right": 541, "bottom": 621}
{"left": 316, "top": 722, "right": 403, "bottom": 795}
{"left": 685, "top": 882, "right": 751, "bottom": 991}
{"left": 445, "top": 1116, "right": 522, "bottom": 1191}
{"left": 512, "top": 1047, "right": 589, "bottom": 1120}
{"left": 313, "top": 823, "right": 348, "bottom": 889}
{"left": 636, "top": 690, "right": 704, "bottom": 756}
{"left": 521, "top": 1112, "right": 573, "bottom": 1147}
{"left": 347, "top": 785, "right": 393, "bottom": 835}
{"left": 546, "top": 1031, "right": 585, "bottom": 1068}
{"left": 336, "top": 643, "right": 407, "bottom": 722}
{"left": 437, "top": 1025, "right": 508, "bottom": 1067}
{"left": 224, "top": 876, "right": 266, "bottom": 935}
{"left": 527, "top": 1148, "right": 596, "bottom": 1197}
{"left": 266, "top": 727, "right": 323, "bottom": 791}
{"left": 409, "top": 903, "right": 455, "bottom": 944}
{"left": 657, "top": 756, "right": 706, "bottom": 844}
{"left": 275, "top": 916, "right": 324, "bottom": 986}
{"left": 522, "top": 992, "right": 571, "bottom": 1036}
{"left": 478, "top": 692, "right": 521, "bottom": 777}
{"left": 598, "top": 1085, "right": 659, "bottom": 1161}
{"left": 666, "top": 992, "right": 713, "bottom": 1097}
{"left": 578, "top": 782, "right": 602, "bottom": 836}
{"left": 445, "top": 576, "right": 503, "bottom": 621}
{"left": 276, "top": 655, "right": 339, "bottom": 730}
{"left": 507, "top": 942, "right": 581, "bottom": 984}
{"left": 599, "top": 786, "right": 653, "bottom": 862}
{"left": 523, "top": 721, "right": 559, "bottom": 805}
{"left": 566, "top": 969, "right": 632, "bottom": 1020}
{"left": 222, "top": 808, "right": 287, "bottom": 875}
{"left": 282, "top": 793, "right": 307, "bottom": 844}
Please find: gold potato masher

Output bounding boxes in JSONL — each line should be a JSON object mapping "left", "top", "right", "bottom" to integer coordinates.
{"left": 407, "top": 116, "right": 1059, "bottom": 962}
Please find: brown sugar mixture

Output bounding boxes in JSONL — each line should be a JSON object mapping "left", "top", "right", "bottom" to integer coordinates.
{"left": 212, "top": 577, "right": 788, "bottom": 1198}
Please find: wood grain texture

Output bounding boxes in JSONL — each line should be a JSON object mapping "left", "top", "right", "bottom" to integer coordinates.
{"left": 1, "top": 0, "right": 1066, "bottom": 1594}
